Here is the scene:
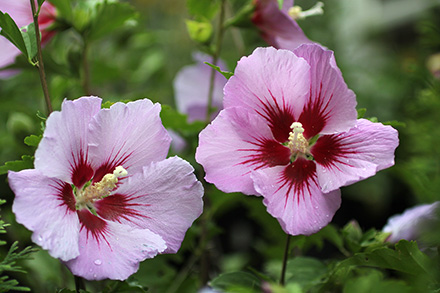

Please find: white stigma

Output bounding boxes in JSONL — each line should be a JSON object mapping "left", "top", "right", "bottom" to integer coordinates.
{"left": 288, "top": 2, "right": 324, "bottom": 20}
{"left": 288, "top": 122, "right": 309, "bottom": 154}
{"left": 75, "top": 166, "right": 127, "bottom": 210}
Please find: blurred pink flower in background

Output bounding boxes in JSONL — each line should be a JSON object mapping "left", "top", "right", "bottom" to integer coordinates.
{"left": 8, "top": 97, "right": 204, "bottom": 280}
{"left": 383, "top": 202, "right": 439, "bottom": 243}
{"left": 196, "top": 45, "right": 398, "bottom": 235}
{"left": 174, "top": 52, "right": 228, "bottom": 122}
{"left": 0, "top": 0, "right": 57, "bottom": 78}
{"left": 251, "top": 0, "right": 317, "bottom": 51}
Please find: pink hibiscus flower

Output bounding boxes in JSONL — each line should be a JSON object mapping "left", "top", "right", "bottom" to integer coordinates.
{"left": 0, "top": 0, "right": 57, "bottom": 77}
{"left": 251, "top": 0, "right": 315, "bottom": 51}
{"left": 383, "top": 202, "right": 439, "bottom": 243}
{"left": 196, "top": 44, "right": 398, "bottom": 235}
{"left": 8, "top": 97, "right": 204, "bottom": 280}
{"left": 174, "top": 52, "right": 227, "bottom": 122}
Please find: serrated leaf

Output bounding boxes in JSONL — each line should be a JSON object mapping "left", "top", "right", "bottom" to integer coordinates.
{"left": 185, "top": 19, "right": 213, "bottom": 44}
{"left": 21, "top": 22, "right": 38, "bottom": 62}
{"left": 24, "top": 134, "right": 42, "bottom": 147}
{"left": 210, "top": 271, "right": 261, "bottom": 292}
{"left": 0, "top": 12, "right": 28, "bottom": 57}
{"left": 0, "top": 155, "right": 34, "bottom": 175}
{"left": 160, "top": 105, "right": 205, "bottom": 134}
{"left": 205, "top": 61, "right": 233, "bottom": 79}
{"left": 86, "top": 2, "right": 137, "bottom": 41}
{"left": 187, "top": 0, "right": 220, "bottom": 20}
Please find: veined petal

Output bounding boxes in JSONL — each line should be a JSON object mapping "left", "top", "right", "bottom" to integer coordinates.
{"left": 224, "top": 47, "right": 310, "bottom": 142}
{"left": 252, "top": 159, "right": 341, "bottom": 235}
{"left": 312, "top": 119, "right": 399, "bottom": 193}
{"left": 34, "top": 97, "right": 102, "bottom": 186}
{"left": 252, "top": 0, "right": 313, "bottom": 51}
{"left": 65, "top": 217, "right": 166, "bottom": 281}
{"left": 294, "top": 44, "right": 357, "bottom": 138}
{"left": 88, "top": 99, "right": 171, "bottom": 180}
{"left": 196, "top": 107, "right": 290, "bottom": 195}
{"left": 9, "top": 170, "right": 80, "bottom": 261}
{"left": 95, "top": 156, "right": 203, "bottom": 253}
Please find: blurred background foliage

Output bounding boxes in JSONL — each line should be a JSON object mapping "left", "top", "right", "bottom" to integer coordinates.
{"left": 1, "top": 0, "right": 440, "bottom": 292}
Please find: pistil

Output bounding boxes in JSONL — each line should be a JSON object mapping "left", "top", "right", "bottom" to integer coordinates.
{"left": 288, "top": 122, "right": 309, "bottom": 154}
{"left": 75, "top": 166, "right": 127, "bottom": 211}
{"left": 288, "top": 2, "right": 324, "bottom": 20}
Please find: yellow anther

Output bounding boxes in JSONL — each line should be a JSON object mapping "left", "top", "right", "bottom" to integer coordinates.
{"left": 288, "top": 122, "right": 308, "bottom": 154}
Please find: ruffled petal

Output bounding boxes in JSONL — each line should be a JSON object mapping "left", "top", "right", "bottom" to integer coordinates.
{"left": 174, "top": 53, "right": 226, "bottom": 122}
{"left": 224, "top": 47, "right": 310, "bottom": 142}
{"left": 65, "top": 217, "right": 166, "bottom": 281}
{"left": 311, "top": 119, "right": 399, "bottom": 193}
{"left": 252, "top": 0, "right": 313, "bottom": 51}
{"left": 95, "top": 156, "right": 203, "bottom": 253}
{"left": 196, "top": 107, "right": 290, "bottom": 195}
{"left": 294, "top": 44, "right": 358, "bottom": 138}
{"left": 88, "top": 99, "right": 171, "bottom": 180}
{"left": 9, "top": 170, "right": 80, "bottom": 261}
{"left": 252, "top": 159, "right": 341, "bottom": 235}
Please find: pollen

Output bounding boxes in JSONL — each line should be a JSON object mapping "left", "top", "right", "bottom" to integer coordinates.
{"left": 75, "top": 166, "right": 128, "bottom": 210}
{"left": 288, "top": 2, "right": 324, "bottom": 20}
{"left": 288, "top": 122, "right": 309, "bottom": 154}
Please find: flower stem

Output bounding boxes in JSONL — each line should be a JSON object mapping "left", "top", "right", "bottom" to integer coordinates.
{"left": 82, "top": 40, "right": 92, "bottom": 95}
{"left": 74, "top": 275, "right": 85, "bottom": 292}
{"left": 30, "top": 0, "right": 52, "bottom": 115}
{"left": 205, "top": 0, "right": 226, "bottom": 123}
{"left": 280, "top": 234, "right": 291, "bottom": 286}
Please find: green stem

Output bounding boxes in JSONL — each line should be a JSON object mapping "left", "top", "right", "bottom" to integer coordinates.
{"left": 205, "top": 0, "right": 226, "bottom": 123}
{"left": 280, "top": 234, "right": 291, "bottom": 286}
{"left": 74, "top": 275, "right": 86, "bottom": 292}
{"left": 82, "top": 41, "right": 91, "bottom": 95}
{"left": 30, "top": 0, "right": 52, "bottom": 115}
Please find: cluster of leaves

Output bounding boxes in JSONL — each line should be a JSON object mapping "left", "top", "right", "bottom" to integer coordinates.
{"left": 0, "top": 200, "right": 38, "bottom": 292}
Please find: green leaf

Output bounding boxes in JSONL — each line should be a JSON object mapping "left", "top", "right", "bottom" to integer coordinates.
{"left": 86, "top": 1, "right": 137, "bottom": 41}
{"left": 337, "top": 240, "right": 435, "bottom": 278}
{"left": 357, "top": 108, "right": 367, "bottom": 118}
{"left": 286, "top": 257, "right": 327, "bottom": 290}
{"left": 160, "top": 105, "right": 205, "bottom": 134}
{"left": 204, "top": 61, "right": 233, "bottom": 79}
{"left": 343, "top": 270, "right": 411, "bottom": 293}
{"left": 21, "top": 22, "right": 38, "bottom": 62}
{"left": 49, "top": 0, "right": 73, "bottom": 23}
{"left": 187, "top": 0, "right": 220, "bottom": 20}
{"left": 185, "top": 19, "right": 213, "bottom": 44}
{"left": 0, "top": 155, "right": 34, "bottom": 175}
{"left": 24, "top": 135, "right": 42, "bottom": 147}
{"left": 0, "top": 12, "right": 28, "bottom": 57}
{"left": 277, "top": 0, "right": 284, "bottom": 10}
{"left": 210, "top": 271, "right": 261, "bottom": 293}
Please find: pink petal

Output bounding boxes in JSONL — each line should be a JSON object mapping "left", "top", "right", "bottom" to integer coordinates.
{"left": 174, "top": 53, "right": 226, "bottom": 122}
{"left": 34, "top": 97, "right": 102, "bottom": 186}
{"left": 196, "top": 107, "right": 290, "bottom": 195}
{"left": 252, "top": 0, "right": 313, "bottom": 51}
{"left": 252, "top": 160, "right": 341, "bottom": 235}
{"left": 65, "top": 218, "right": 166, "bottom": 281}
{"left": 383, "top": 202, "right": 440, "bottom": 243}
{"left": 224, "top": 47, "right": 310, "bottom": 142}
{"left": 88, "top": 99, "right": 171, "bottom": 180}
{"left": 0, "top": 37, "right": 21, "bottom": 77}
{"left": 9, "top": 170, "right": 80, "bottom": 261}
{"left": 311, "top": 119, "right": 399, "bottom": 193}
{"left": 294, "top": 44, "right": 358, "bottom": 138}
{"left": 0, "top": 0, "right": 33, "bottom": 28}
{"left": 95, "top": 156, "right": 203, "bottom": 253}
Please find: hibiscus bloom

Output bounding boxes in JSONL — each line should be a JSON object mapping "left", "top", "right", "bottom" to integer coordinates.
{"left": 383, "top": 202, "right": 439, "bottom": 243}
{"left": 174, "top": 52, "right": 227, "bottom": 122}
{"left": 8, "top": 97, "right": 204, "bottom": 280}
{"left": 0, "top": 0, "right": 57, "bottom": 77}
{"left": 251, "top": 0, "right": 315, "bottom": 51}
{"left": 196, "top": 44, "right": 398, "bottom": 235}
